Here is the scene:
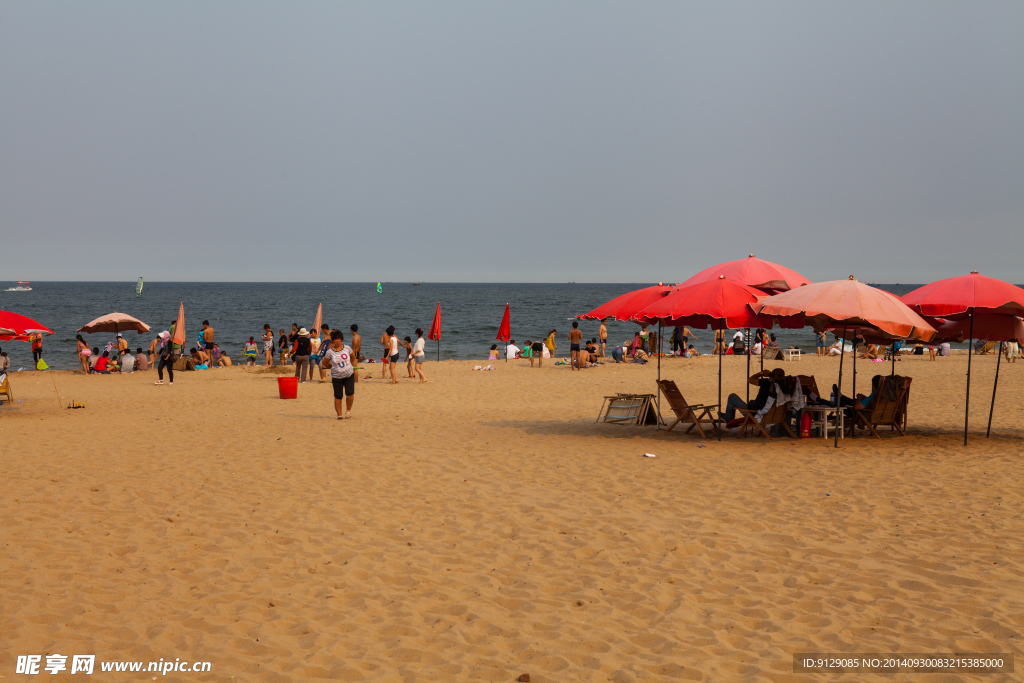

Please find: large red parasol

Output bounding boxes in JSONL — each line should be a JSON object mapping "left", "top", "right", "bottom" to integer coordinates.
{"left": 903, "top": 272, "right": 1024, "bottom": 443}
{"left": 677, "top": 254, "right": 812, "bottom": 293}
{"left": 78, "top": 312, "right": 151, "bottom": 335}
{"left": 902, "top": 271, "right": 1024, "bottom": 317}
{"left": 932, "top": 312, "right": 1024, "bottom": 345}
{"left": 0, "top": 311, "right": 54, "bottom": 342}
{"left": 756, "top": 277, "right": 935, "bottom": 448}
{"left": 577, "top": 284, "right": 675, "bottom": 321}
{"left": 632, "top": 277, "right": 780, "bottom": 329}
{"left": 755, "top": 277, "right": 935, "bottom": 341}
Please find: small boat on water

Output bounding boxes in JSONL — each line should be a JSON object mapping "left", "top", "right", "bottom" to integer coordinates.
{"left": 17, "top": 280, "right": 30, "bottom": 285}
{"left": 413, "top": 283, "right": 421, "bottom": 286}
{"left": 6, "top": 285, "right": 32, "bottom": 291}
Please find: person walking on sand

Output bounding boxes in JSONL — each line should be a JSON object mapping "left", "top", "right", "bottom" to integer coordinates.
{"left": 309, "top": 327, "right": 323, "bottom": 381}
{"left": 244, "top": 337, "right": 259, "bottom": 366}
{"left": 401, "top": 336, "right": 415, "bottom": 378}
{"left": 31, "top": 334, "right": 43, "bottom": 370}
{"left": 599, "top": 319, "right": 608, "bottom": 357}
{"left": 155, "top": 332, "right": 176, "bottom": 385}
{"left": 262, "top": 324, "right": 275, "bottom": 366}
{"left": 321, "top": 330, "right": 355, "bottom": 419}
{"left": 379, "top": 328, "right": 391, "bottom": 379}
{"left": 412, "top": 328, "right": 427, "bottom": 383}
{"left": 568, "top": 322, "right": 583, "bottom": 370}
{"left": 293, "top": 328, "right": 312, "bottom": 382}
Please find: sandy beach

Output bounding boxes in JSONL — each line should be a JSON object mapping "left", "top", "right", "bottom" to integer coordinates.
{"left": 1, "top": 353, "right": 1021, "bottom": 682}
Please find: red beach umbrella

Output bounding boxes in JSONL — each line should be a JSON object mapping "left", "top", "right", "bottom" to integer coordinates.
{"left": 0, "top": 311, "right": 54, "bottom": 341}
{"left": 427, "top": 303, "right": 441, "bottom": 361}
{"left": 577, "top": 284, "right": 675, "bottom": 322}
{"left": 904, "top": 272, "right": 1024, "bottom": 443}
{"left": 677, "top": 254, "right": 812, "bottom": 293}
{"left": 496, "top": 304, "right": 510, "bottom": 362}
{"left": 755, "top": 277, "right": 936, "bottom": 448}
{"left": 902, "top": 271, "right": 1024, "bottom": 317}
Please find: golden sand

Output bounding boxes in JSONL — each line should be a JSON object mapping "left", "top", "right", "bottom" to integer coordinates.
{"left": 1, "top": 353, "right": 1021, "bottom": 682}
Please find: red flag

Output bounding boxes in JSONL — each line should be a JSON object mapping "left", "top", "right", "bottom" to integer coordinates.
{"left": 496, "top": 304, "right": 511, "bottom": 342}
{"left": 428, "top": 303, "right": 441, "bottom": 341}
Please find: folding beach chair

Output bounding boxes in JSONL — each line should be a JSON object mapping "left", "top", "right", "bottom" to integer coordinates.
{"left": 796, "top": 375, "right": 821, "bottom": 403}
{"left": 853, "top": 375, "right": 910, "bottom": 438}
{"left": 0, "top": 373, "right": 11, "bottom": 404}
{"left": 734, "top": 401, "right": 798, "bottom": 440}
{"left": 656, "top": 379, "right": 718, "bottom": 439}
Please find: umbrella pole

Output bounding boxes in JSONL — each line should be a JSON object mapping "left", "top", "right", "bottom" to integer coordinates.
{"left": 718, "top": 317, "right": 723, "bottom": 442}
{"left": 437, "top": 339, "right": 439, "bottom": 363}
{"left": 965, "top": 308, "right": 974, "bottom": 446}
{"left": 760, "top": 330, "right": 764, "bottom": 373}
{"left": 852, "top": 329, "right": 857, "bottom": 439}
{"left": 987, "top": 341, "right": 1002, "bottom": 438}
{"left": 745, "top": 328, "right": 750, "bottom": 403}
{"left": 656, "top": 321, "right": 662, "bottom": 431}
{"left": 891, "top": 343, "right": 896, "bottom": 377}
{"left": 835, "top": 325, "right": 847, "bottom": 449}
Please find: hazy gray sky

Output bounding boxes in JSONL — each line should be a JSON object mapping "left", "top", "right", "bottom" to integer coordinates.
{"left": 1, "top": 1, "right": 1021, "bottom": 283}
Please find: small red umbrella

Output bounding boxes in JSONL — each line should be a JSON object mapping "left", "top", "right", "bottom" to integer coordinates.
{"left": 903, "top": 272, "right": 1024, "bottom": 444}
{"left": 0, "top": 311, "right": 54, "bottom": 341}
{"left": 427, "top": 303, "right": 441, "bottom": 361}
{"left": 577, "top": 284, "right": 675, "bottom": 321}
{"left": 677, "top": 254, "right": 812, "bottom": 293}
{"left": 496, "top": 304, "right": 510, "bottom": 362}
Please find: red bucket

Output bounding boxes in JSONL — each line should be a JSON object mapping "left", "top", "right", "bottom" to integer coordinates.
{"left": 277, "top": 376, "right": 298, "bottom": 399}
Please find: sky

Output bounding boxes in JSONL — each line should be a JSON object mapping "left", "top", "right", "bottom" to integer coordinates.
{"left": 1, "top": 1, "right": 1021, "bottom": 283}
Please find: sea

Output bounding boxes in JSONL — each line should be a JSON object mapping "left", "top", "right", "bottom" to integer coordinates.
{"left": 0, "top": 282, "right": 958, "bottom": 371}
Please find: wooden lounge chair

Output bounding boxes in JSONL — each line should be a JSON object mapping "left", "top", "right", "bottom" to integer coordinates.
{"left": 735, "top": 401, "right": 798, "bottom": 440}
{"left": 656, "top": 379, "right": 718, "bottom": 439}
{"left": 796, "top": 375, "right": 821, "bottom": 403}
{"left": 0, "top": 373, "right": 12, "bottom": 404}
{"left": 853, "top": 376, "right": 910, "bottom": 438}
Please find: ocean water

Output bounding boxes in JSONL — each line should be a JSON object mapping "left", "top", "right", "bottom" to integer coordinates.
{"left": 0, "top": 281, "right": 948, "bottom": 371}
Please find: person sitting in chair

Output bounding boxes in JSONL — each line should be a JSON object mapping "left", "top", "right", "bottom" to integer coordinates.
{"left": 720, "top": 368, "right": 784, "bottom": 422}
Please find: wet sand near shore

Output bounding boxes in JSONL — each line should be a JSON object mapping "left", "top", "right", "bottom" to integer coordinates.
{"left": 1, "top": 353, "right": 1021, "bottom": 682}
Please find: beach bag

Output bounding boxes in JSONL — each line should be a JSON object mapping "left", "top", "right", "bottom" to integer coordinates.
{"left": 36, "top": 359, "right": 49, "bottom": 370}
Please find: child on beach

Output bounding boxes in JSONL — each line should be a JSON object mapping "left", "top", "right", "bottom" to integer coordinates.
{"left": 321, "top": 330, "right": 355, "bottom": 419}
{"left": 278, "top": 329, "right": 290, "bottom": 365}
{"left": 244, "top": 337, "right": 259, "bottom": 366}
{"left": 402, "top": 336, "right": 415, "bottom": 378}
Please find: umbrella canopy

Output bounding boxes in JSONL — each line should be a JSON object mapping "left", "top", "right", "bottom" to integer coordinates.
{"left": 632, "top": 277, "right": 781, "bottom": 329}
{"left": 677, "top": 254, "right": 812, "bottom": 293}
{"left": 170, "top": 303, "right": 186, "bottom": 349}
{"left": 932, "top": 312, "right": 1024, "bottom": 345}
{"left": 0, "top": 311, "right": 54, "bottom": 341}
{"left": 754, "top": 277, "right": 936, "bottom": 341}
{"left": 78, "top": 311, "right": 151, "bottom": 335}
{"left": 902, "top": 271, "right": 1024, "bottom": 318}
{"left": 312, "top": 304, "right": 322, "bottom": 335}
{"left": 577, "top": 284, "right": 675, "bottom": 321}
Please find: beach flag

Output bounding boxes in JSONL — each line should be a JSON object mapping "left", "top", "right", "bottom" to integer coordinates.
{"left": 313, "top": 303, "right": 322, "bottom": 336}
{"left": 170, "top": 303, "right": 186, "bottom": 349}
{"left": 497, "top": 304, "right": 511, "bottom": 362}
{"left": 428, "top": 303, "right": 441, "bottom": 361}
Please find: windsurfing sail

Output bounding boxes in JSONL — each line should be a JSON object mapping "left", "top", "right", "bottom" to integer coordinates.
{"left": 376, "top": 282, "right": 382, "bottom": 293}
{"left": 136, "top": 277, "right": 144, "bottom": 296}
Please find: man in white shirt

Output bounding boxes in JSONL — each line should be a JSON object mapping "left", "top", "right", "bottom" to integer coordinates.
{"left": 412, "top": 328, "right": 427, "bottom": 383}
{"left": 506, "top": 340, "right": 520, "bottom": 359}
{"left": 120, "top": 350, "right": 135, "bottom": 373}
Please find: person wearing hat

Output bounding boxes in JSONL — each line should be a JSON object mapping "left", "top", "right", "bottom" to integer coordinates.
{"left": 293, "top": 328, "right": 313, "bottom": 383}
